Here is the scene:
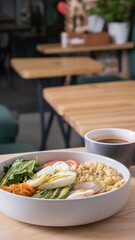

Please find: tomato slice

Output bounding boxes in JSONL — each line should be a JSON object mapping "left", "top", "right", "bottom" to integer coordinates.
{"left": 40, "top": 159, "right": 79, "bottom": 170}
{"left": 65, "top": 159, "right": 79, "bottom": 170}
{"left": 40, "top": 160, "right": 58, "bottom": 169}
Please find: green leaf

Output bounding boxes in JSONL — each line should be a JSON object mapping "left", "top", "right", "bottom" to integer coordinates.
{"left": 87, "top": 0, "right": 134, "bottom": 22}
{"left": 1, "top": 158, "right": 39, "bottom": 186}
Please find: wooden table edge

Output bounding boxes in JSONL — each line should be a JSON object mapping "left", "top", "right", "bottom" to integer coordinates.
{"left": 36, "top": 42, "right": 135, "bottom": 55}
{"left": 10, "top": 57, "right": 105, "bottom": 79}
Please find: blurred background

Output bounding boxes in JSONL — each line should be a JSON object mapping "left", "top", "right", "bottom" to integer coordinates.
{"left": 0, "top": 0, "right": 82, "bottom": 152}
{"left": 0, "top": 0, "right": 135, "bottom": 153}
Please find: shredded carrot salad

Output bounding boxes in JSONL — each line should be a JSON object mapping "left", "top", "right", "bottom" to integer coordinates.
{"left": 0, "top": 183, "right": 37, "bottom": 197}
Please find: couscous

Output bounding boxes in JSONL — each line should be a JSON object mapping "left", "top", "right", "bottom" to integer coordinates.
{"left": 74, "top": 161, "right": 126, "bottom": 193}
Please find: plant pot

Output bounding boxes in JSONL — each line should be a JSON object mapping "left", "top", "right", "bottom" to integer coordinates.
{"left": 108, "top": 22, "right": 130, "bottom": 44}
{"left": 88, "top": 15, "right": 105, "bottom": 33}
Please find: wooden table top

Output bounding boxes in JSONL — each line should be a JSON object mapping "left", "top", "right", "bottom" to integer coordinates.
{"left": 11, "top": 57, "right": 104, "bottom": 79}
{"left": 36, "top": 42, "right": 134, "bottom": 55}
{"left": 43, "top": 80, "right": 135, "bottom": 138}
{"left": 0, "top": 147, "right": 135, "bottom": 240}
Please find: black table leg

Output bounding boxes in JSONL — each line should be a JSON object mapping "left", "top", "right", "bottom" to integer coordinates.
{"left": 81, "top": 137, "right": 85, "bottom": 147}
{"left": 37, "top": 76, "right": 77, "bottom": 150}
{"left": 37, "top": 79, "right": 57, "bottom": 150}
{"left": 71, "top": 75, "right": 77, "bottom": 85}
{"left": 118, "top": 50, "right": 122, "bottom": 72}
{"left": 89, "top": 52, "right": 96, "bottom": 59}
{"left": 55, "top": 74, "right": 78, "bottom": 147}
{"left": 56, "top": 113, "right": 71, "bottom": 148}
{"left": 37, "top": 78, "right": 46, "bottom": 150}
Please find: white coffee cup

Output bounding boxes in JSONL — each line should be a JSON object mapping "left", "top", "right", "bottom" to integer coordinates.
{"left": 85, "top": 128, "right": 135, "bottom": 168}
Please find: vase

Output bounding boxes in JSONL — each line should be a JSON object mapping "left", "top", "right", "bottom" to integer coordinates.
{"left": 88, "top": 15, "right": 105, "bottom": 33}
{"left": 108, "top": 22, "right": 130, "bottom": 44}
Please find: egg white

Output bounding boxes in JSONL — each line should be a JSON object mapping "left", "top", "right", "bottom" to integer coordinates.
{"left": 36, "top": 166, "right": 56, "bottom": 177}
{"left": 26, "top": 173, "right": 45, "bottom": 188}
{"left": 27, "top": 166, "right": 56, "bottom": 188}
{"left": 39, "top": 171, "right": 76, "bottom": 190}
{"left": 27, "top": 163, "right": 76, "bottom": 189}
{"left": 52, "top": 161, "right": 70, "bottom": 171}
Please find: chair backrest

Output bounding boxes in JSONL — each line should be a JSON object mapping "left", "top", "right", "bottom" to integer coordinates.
{"left": 0, "top": 105, "right": 18, "bottom": 143}
{"left": 129, "top": 7, "right": 135, "bottom": 80}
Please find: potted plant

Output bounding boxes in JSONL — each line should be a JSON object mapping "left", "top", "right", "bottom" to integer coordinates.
{"left": 88, "top": 0, "right": 135, "bottom": 44}
{"left": 87, "top": 0, "right": 105, "bottom": 33}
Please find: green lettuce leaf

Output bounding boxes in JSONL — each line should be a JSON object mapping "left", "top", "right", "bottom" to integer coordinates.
{"left": 0, "top": 157, "right": 41, "bottom": 186}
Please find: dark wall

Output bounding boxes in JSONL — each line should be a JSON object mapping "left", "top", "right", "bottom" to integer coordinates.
{"left": 45, "top": 0, "right": 64, "bottom": 40}
{"left": 0, "top": 0, "right": 16, "bottom": 18}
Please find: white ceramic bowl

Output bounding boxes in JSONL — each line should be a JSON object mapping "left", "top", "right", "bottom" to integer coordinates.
{"left": 0, "top": 150, "right": 130, "bottom": 227}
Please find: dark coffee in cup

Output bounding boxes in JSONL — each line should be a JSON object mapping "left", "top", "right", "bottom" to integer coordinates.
{"left": 92, "top": 135, "right": 133, "bottom": 144}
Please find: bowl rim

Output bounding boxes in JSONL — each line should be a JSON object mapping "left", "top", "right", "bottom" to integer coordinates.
{"left": 0, "top": 150, "right": 131, "bottom": 202}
